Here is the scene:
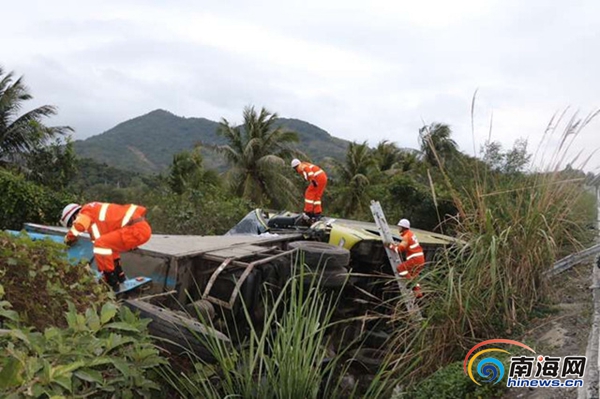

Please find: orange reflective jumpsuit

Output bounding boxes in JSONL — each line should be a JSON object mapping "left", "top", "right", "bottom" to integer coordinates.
{"left": 389, "top": 229, "right": 425, "bottom": 297}
{"left": 295, "top": 161, "right": 328, "bottom": 215}
{"left": 65, "top": 202, "right": 151, "bottom": 273}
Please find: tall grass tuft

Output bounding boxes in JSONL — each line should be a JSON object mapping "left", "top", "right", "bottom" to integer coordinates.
{"left": 160, "top": 258, "right": 398, "bottom": 398}
{"left": 389, "top": 110, "right": 599, "bottom": 383}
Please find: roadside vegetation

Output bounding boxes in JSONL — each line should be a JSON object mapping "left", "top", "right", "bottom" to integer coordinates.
{"left": 163, "top": 265, "right": 368, "bottom": 398}
{"left": 1, "top": 64, "right": 598, "bottom": 397}
{"left": 0, "top": 232, "right": 165, "bottom": 397}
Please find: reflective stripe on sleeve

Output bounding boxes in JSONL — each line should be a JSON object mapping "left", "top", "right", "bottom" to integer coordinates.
{"left": 91, "top": 224, "right": 101, "bottom": 240}
{"left": 93, "top": 247, "right": 113, "bottom": 256}
{"left": 121, "top": 205, "right": 138, "bottom": 227}
{"left": 99, "top": 203, "right": 109, "bottom": 221}
{"left": 409, "top": 243, "right": 420, "bottom": 249}
{"left": 407, "top": 252, "right": 424, "bottom": 260}
{"left": 313, "top": 170, "right": 323, "bottom": 176}
{"left": 69, "top": 227, "right": 80, "bottom": 237}
{"left": 303, "top": 171, "right": 308, "bottom": 180}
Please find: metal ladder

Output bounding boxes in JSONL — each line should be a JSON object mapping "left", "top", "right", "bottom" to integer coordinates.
{"left": 370, "top": 200, "right": 422, "bottom": 319}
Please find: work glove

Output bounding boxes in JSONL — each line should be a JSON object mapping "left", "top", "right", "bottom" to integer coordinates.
{"left": 311, "top": 180, "right": 318, "bottom": 187}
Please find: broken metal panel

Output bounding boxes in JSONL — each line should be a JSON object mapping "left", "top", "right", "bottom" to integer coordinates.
{"left": 204, "top": 244, "right": 280, "bottom": 260}
{"left": 202, "top": 248, "right": 297, "bottom": 309}
{"left": 135, "top": 234, "right": 302, "bottom": 259}
{"left": 22, "top": 223, "right": 278, "bottom": 258}
{"left": 175, "top": 257, "right": 195, "bottom": 304}
{"left": 202, "top": 258, "right": 233, "bottom": 304}
{"left": 134, "top": 235, "right": 268, "bottom": 258}
{"left": 24, "top": 223, "right": 86, "bottom": 238}
{"left": 120, "top": 252, "right": 172, "bottom": 294}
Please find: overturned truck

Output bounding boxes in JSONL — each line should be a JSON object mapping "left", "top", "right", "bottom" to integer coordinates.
{"left": 23, "top": 209, "right": 458, "bottom": 359}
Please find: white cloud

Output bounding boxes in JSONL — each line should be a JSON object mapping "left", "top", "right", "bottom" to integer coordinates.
{"left": 2, "top": 0, "right": 599, "bottom": 172}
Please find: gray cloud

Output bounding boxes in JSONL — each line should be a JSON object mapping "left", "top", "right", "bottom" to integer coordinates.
{"left": 3, "top": 0, "right": 599, "bottom": 171}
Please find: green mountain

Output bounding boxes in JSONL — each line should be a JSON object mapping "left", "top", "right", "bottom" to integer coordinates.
{"left": 73, "top": 110, "right": 350, "bottom": 174}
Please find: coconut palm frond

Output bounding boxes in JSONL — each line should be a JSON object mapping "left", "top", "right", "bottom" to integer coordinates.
{"left": 0, "top": 68, "right": 72, "bottom": 160}
{"left": 212, "top": 106, "right": 301, "bottom": 207}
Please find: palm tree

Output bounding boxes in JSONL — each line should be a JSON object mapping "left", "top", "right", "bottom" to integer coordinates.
{"left": 213, "top": 106, "right": 300, "bottom": 208}
{"left": 330, "top": 141, "right": 375, "bottom": 218}
{"left": 374, "top": 140, "right": 402, "bottom": 172}
{"left": 418, "top": 123, "right": 458, "bottom": 167}
{"left": 0, "top": 66, "right": 72, "bottom": 164}
{"left": 168, "top": 147, "right": 219, "bottom": 195}
{"left": 399, "top": 150, "right": 420, "bottom": 172}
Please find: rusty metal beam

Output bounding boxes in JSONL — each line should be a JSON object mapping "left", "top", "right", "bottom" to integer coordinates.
{"left": 227, "top": 248, "right": 298, "bottom": 307}
{"left": 202, "top": 248, "right": 298, "bottom": 309}
{"left": 202, "top": 258, "right": 233, "bottom": 301}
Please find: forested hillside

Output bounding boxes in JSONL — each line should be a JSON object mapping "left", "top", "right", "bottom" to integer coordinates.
{"left": 73, "top": 109, "right": 350, "bottom": 173}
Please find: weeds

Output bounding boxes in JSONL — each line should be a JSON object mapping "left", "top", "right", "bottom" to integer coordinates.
{"left": 389, "top": 110, "right": 599, "bottom": 386}
{"left": 0, "top": 231, "right": 111, "bottom": 330}
{"left": 160, "top": 257, "right": 399, "bottom": 398}
{"left": 0, "top": 232, "right": 167, "bottom": 397}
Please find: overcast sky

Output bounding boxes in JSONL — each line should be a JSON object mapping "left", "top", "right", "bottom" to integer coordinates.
{"left": 3, "top": 0, "right": 600, "bottom": 172}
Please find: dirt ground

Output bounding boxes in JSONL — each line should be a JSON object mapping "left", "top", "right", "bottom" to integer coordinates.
{"left": 502, "top": 262, "right": 594, "bottom": 399}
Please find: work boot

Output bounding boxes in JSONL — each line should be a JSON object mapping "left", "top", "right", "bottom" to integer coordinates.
{"left": 114, "top": 259, "right": 126, "bottom": 283}
{"left": 297, "top": 212, "right": 313, "bottom": 226}
{"left": 312, "top": 213, "right": 322, "bottom": 222}
{"left": 103, "top": 271, "right": 120, "bottom": 291}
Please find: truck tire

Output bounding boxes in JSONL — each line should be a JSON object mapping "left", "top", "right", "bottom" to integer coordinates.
{"left": 124, "top": 299, "right": 229, "bottom": 362}
{"left": 350, "top": 348, "right": 387, "bottom": 374}
{"left": 363, "top": 329, "right": 391, "bottom": 349}
{"left": 185, "top": 299, "right": 216, "bottom": 322}
{"left": 303, "top": 265, "right": 350, "bottom": 288}
{"left": 289, "top": 241, "right": 350, "bottom": 269}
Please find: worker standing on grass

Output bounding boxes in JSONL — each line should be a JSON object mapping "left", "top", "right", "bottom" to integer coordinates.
{"left": 59, "top": 202, "right": 152, "bottom": 290}
{"left": 387, "top": 218, "right": 425, "bottom": 298}
{"left": 291, "top": 158, "right": 328, "bottom": 221}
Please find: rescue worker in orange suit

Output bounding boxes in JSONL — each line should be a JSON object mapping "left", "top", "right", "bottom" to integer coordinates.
{"left": 291, "top": 158, "right": 328, "bottom": 221}
{"left": 59, "top": 202, "right": 152, "bottom": 290}
{"left": 387, "top": 218, "right": 425, "bottom": 298}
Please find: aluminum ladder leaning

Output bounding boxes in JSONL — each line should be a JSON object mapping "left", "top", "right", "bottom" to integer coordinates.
{"left": 369, "top": 200, "right": 423, "bottom": 320}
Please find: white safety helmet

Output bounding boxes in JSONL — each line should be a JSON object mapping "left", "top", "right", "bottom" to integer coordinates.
{"left": 60, "top": 203, "right": 81, "bottom": 228}
{"left": 291, "top": 158, "right": 301, "bottom": 168}
{"left": 397, "top": 218, "right": 410, "bottom": 229}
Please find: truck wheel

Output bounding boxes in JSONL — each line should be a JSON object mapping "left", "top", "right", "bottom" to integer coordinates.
{"left": 185, "top": 299, "right": 216, "bottom": 322}
{"left": 289, "top": 241, "right": 350, "bottom": 269}
{"left": 303, "top": 265, "right": 350, "bottom": 288}
{"left": 351, "top": 348, "right": 387, "bottom": 374}
{"left": 124, "top": 299, "right": 229, "bottom": 361}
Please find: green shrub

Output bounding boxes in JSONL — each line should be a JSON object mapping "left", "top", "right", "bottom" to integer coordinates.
{"left": 0, "top": 232, "right": 167, "bottom": 398}
{"left": 0, "top": 231, "right": 110, "bottom": 330}
{"left": 143, "top": 186, "right": 251, "bottom": 235}
{"left": 0, "top": 301, "right": 166, "bottom": 398}
{"left": 402, "top": 360, "right": 506, "bottom": 399}
{"left": 0, "top": 170, "right": 78, "bottom": 230}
